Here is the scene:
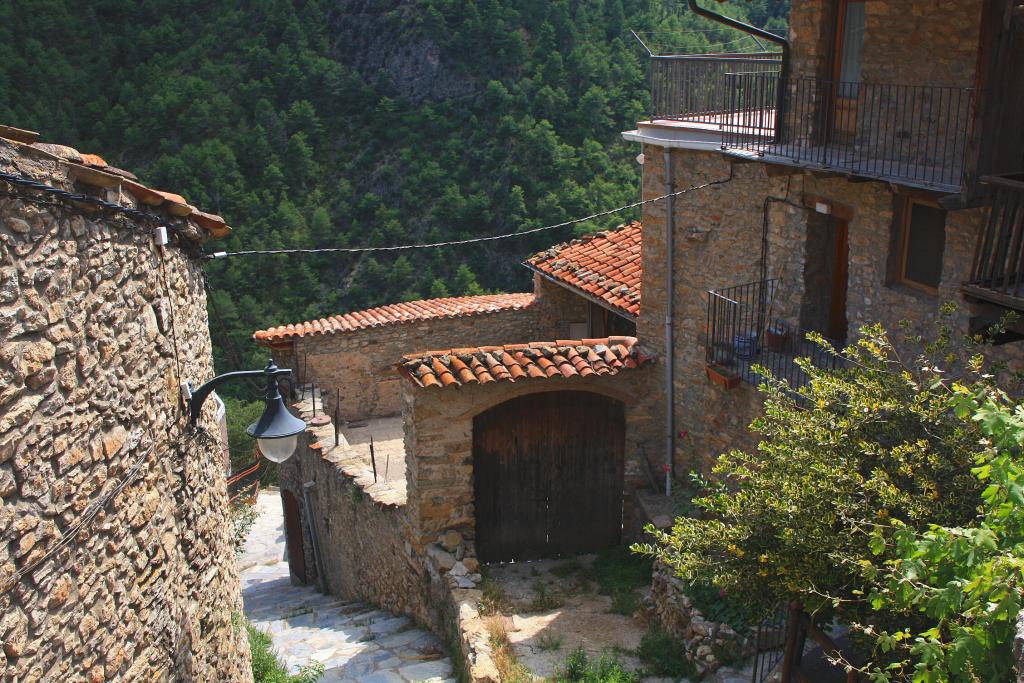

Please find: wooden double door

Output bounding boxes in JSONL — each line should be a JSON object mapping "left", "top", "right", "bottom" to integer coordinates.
{"left": 472, "top": 391, "right": 625, "bottom": 563}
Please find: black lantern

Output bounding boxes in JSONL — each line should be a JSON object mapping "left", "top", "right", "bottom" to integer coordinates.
{"left": 187, "top": 360, "right": 306, "bottom": 463}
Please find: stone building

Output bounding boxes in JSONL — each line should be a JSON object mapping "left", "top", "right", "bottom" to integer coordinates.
{"left": 0, "top": 126, "right": 251, "bottom": 681}
{"left": 255, "top": 1, "right": 1024, "bottom": 678}
{"left": 624, "top": 0, "right": 1024, "bottom": 473}
{"left": 255, "top": 223, "right": 655, "bottom": 680}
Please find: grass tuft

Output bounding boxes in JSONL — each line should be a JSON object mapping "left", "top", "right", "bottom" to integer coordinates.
{"left": 552, "top": 647, "right": 639, "bottom": 683}
{"left": 635, "top": 623, "right": 697, "bottom": 679}
{"left": 479, "top": 570, "right": 514, "bottom": 615}
{"left": 524, "top": 578, "right": 565, "bottom": 613}
{"left": 247, "top": 621, "right": 325, "bottom": 683}
{"left": 537, "top": 629, "right": 565, "bottom": 652}
{"left": 485, "top": 616, "right": 532, "bottom": 683}
{"left": 591, "top": 546, "right": 652, "bottom": 616}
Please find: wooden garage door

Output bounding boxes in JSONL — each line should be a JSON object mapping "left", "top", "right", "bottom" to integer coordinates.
{"left": 473, "top": 391, "right": 625, "bottom": 563}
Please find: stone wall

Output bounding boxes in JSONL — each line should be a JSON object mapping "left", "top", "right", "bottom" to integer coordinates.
{"left": 648, "top": 563, "right": 752, "bottom": 679}
{"left": 271, "top": 274, "right": 586, "bottom": 424}
{"left": 277, "top": 390, "right": 431, "bottom": 626}
{"left": 639, "top": 143, "right": 1022, "bottom": 476}
{"left": 0, "top": 139, "right": 250, "bottom": 681}
{"left": 788, "top": 0, "right": 983, "bottom": 87}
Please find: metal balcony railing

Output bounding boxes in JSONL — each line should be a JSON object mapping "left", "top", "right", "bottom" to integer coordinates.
{"left": 965, "top": 173, "right": 1024, "bottom": 309}
{"left": 650, "top": 52, "right": 782, "bottom": 131}
{"left": 721, "top": 75, "right": 974, "bottom": 192}
{"left": 706, "top": 279, "right": 843, "bottom": 390}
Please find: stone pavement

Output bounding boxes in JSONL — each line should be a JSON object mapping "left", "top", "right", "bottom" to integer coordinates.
{"left": 237, "top": 490, "right": 287, "bottom": 571}
{"left": 240, "top": 492, "right": 455, "bottom": 683}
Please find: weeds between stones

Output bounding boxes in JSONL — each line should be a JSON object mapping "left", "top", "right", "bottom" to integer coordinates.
{"left": 484, "top": 616, "right": 531, "bottom": 683}
{"left": 537, "top": 630, "right": 565, "bottom": 652}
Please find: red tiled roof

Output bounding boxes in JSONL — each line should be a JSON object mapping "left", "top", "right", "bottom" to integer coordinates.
{"left": 254, "top": 293, "right": 536, "bottom": 344}
{"left": 399, "top": 336, "right": 649, "bottom": 389}
{"left": 525, "top": 221, "right": 641, "bottom": 318}
{"left": 0, "top": 124, "right": 231, "bottom": 239}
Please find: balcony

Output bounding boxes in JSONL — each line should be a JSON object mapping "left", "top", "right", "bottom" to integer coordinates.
{"left": 644, "top": 54, "right": 976, "bottom": 194}
{"left": 650, "top": 52, "right": 783, "bottom": 133}
{"left": 722, "top": 75, "right": 975, "bottom": 194}
{"left": 963, "top": 174, "right": 1024, "bottom": 310}
{"left": 705, "top": 279, "right": 843, "bottom": 390}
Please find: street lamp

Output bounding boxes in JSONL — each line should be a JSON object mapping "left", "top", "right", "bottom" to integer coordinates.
{"left": 186, "top": 360, "right": 307, "bottom": 463}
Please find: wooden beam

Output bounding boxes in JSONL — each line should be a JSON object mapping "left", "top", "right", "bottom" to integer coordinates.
{"left": 962, "top": 283, "right": 1024, "bottom": 311}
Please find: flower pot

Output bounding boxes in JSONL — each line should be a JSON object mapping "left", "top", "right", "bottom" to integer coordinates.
{"left": 765, "top": 324, "right": 788, "bottom": 352}
{"left": 734, "top": 333, "right": 757, "bottom": 361}
{"left": 706, "top": 363, "right": 740, "bottom": 389}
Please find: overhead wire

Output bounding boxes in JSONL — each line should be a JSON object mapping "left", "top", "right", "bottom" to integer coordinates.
{"left": 207, "top": 176, "right": 733, "bottom": 260}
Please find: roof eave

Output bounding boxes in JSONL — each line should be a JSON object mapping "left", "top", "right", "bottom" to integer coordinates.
{"left": 522, "top": 262, "right": 639, "bottom": 322}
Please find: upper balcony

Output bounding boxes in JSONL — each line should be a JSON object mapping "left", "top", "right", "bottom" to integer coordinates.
{"left": 638, "top": 54, "right": 975, "bottom": 195}
{"left": 963, "top": 173, "right": 1024, "bottom": 311}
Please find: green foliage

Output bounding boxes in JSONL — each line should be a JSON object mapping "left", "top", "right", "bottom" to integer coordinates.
{"left": 0, "top": 1, "right": 785, "bottom": 392}
{"left": 592, "top": 545, "right": 652, "bottom": 615}
{"left": 537, "top": 629, "right": 565, "bottom": 652}
{"left": 247, "top": 621, "right": 324, "bottom": 683}
{"left": 636, "top": 623, "right": 697, "bottom": 679}
{"left": 679, "top": 579, "right": 755, "bottom": 634}
{"left": 855, "top": 385, "right": 1024, "bottom": 682}
{"left": 230, "top": 499, "right": 260, "bottom": 556}
{"left": 638, "top": 317, "right": 1023, "bottom": 681}
{"left": 554, "top": 647, "right": 639, "bottom": 683}
{"left": 223, "top": 396, "right": 264, "bottom": 472}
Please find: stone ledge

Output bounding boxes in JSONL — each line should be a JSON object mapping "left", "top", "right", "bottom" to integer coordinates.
{"left": 292, "top": 387, "right": 407, "bottom": 507}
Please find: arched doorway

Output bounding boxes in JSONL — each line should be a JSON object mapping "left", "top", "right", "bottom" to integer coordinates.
{"left": 281, "top": 490, "right": 307, "bottom": 583}
{"left": 473, "top": 391, "right": 626, "bottom": 563}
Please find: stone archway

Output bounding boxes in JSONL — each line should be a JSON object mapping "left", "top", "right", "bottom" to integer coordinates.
{"left": 472, "top": 390, "right": 625, "bottom": 563}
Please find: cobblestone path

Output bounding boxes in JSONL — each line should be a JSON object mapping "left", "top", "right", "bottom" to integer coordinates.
{"left": 240, "top": 492, "right": 455, "bottom": 683}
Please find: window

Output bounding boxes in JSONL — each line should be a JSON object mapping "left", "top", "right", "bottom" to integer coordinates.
{"left": 896, "top": 197, "right": 947, "bottom": 293}
{"left": 835, "top": 0, "right": 865, "bottom": 97}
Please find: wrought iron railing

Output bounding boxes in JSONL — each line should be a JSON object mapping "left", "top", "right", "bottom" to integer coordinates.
{"left": 706, "top": 279, "right": 843, "bottom": 389}
{"left": 750, "top": 604, "right": 789, "bottom": 683}
{"left": 965, "top": 173, "right": 1024, "bottom": 308}
{"left": 651, "top": 52, "right": 782, "bottom": 129}
{"left": 722, "top": 75, "right": 974, "bottom": 191}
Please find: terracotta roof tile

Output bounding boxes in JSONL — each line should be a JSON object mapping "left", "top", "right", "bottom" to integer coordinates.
{"left": 254, "top": 293, "right": 536, "bottom": 344}
{"left": 399, "top": 336, "right": 649, "bottom": 389}
{"left": 525, "top": 221, "right": 642, "bottom": 318}
{"left": 0, "top": 125, "right": 233, "bottom": 239}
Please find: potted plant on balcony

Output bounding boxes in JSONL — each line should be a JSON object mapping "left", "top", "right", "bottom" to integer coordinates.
{"left": 705, "top": 363, "right": 740, "bottom": 389}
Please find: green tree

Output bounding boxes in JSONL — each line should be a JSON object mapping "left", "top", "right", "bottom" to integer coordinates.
{"left": 639, "top": 317, "right": 1022, "bottom": 679}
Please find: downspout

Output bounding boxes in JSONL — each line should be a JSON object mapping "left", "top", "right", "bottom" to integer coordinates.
{"left": 687, "top": 0, "right": 791, "bottom": 142}
{"left": 664, "top": 147, "right": 675, "bottom": 498}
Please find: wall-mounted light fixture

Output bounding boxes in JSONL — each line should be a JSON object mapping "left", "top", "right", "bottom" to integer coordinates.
{"left": 185, "top": 360, "right": 306, "bottom": 463}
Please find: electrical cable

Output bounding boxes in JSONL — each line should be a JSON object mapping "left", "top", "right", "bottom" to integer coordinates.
{"left": 0, "top": 170, "right": 171, "bottom": 227}
{"left": 207, "top": 177, "right": 733, "bottom": 260}
{"left": 0, "top": 429, "right": 169, "bottom": 596}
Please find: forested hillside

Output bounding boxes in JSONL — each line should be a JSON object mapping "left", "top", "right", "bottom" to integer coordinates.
{"left": 1, "top": 0, "right": 788, "bottom": 383}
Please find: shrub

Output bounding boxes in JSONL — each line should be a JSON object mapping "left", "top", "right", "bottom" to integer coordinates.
{"left": 230, "top": 499, "right": 260, "bottom": 556}
{"left": 553, "top": 647, "right": 639, "bottom": 683}
{"left": 636, "top": 624, "right": 696, "bottom": 678}
{"left": 638, "top": 316, "right": 1023, "bottom": 679}
{"left": 852, "top": 384, "right": 1024, "bottom": 681}
{"left": 247, "top": 621, "right": 324, "bottom": 683}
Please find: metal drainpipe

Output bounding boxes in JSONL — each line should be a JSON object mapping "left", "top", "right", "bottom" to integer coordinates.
{"left": 687, "top": 0, "right": 791, "bottom": 143}
{"left": 664, "top": 147, "right": 675, "bottom": 498}
{"left": 301, "top": 481, "right": 327, "bottom": 592}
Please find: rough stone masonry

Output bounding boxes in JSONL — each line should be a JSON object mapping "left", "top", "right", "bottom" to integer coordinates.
{"left": 0, "top": 136, "right": 251, "bottom": 681}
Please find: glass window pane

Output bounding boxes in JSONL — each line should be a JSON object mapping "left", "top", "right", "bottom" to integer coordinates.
{"left": 838, "top": 2, "right": 865, "bottom": 97}
{"left": 904, "top": 203, "right": 946, "bottom": 289}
